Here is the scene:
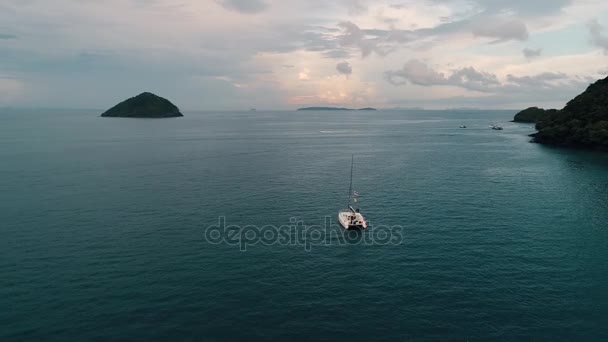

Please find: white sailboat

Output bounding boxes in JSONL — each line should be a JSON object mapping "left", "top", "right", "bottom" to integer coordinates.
{"left": 338, "top": 155, "right": 368, "bottom": 230}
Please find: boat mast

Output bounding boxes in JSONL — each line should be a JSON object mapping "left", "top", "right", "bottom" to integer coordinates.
{"left": 347, "top": 154, "right": 354, "bottom": 208}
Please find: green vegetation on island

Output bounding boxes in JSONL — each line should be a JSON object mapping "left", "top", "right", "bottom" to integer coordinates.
{"left": 101, "top": 92, "right": 183, "bottom": 118}
{"left": 297, "top": 107, "right": 377, "bottom": 111}
{"left": 513, "top": 107, "right": 558, "bottom": 123}
{"left": 529, "top": 76, "right": 608, "bottom": 149}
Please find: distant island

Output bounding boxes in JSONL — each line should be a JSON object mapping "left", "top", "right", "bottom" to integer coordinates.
{"left": 297, "top": 107, "right": 377, "bottom": 111}
{"left": 101, "top": 92, "right": 183, "bottom": 118}
{"left": 447, "top": 107, "right": 482, "bottom": 111}
{"left": 513, "top": 107, "right": 558, "bottom": 123}
{"left": 521, "top": 76, "right": 608, "bottom": 150}
{"left": 384, "top": 107, "right": 424, "bottom": 111}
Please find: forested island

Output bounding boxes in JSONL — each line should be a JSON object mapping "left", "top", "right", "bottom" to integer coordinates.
{"left": 297, "top": 107, "right": 377, "bottom": 111}
{"left": 101, "top": 92, "right": 183, "bottom": 118}
{"left": 513, "top": 107, "right": 558, "bottom": 123}
{"left": 521, "top": 76, "right": 608, "bottom": 150}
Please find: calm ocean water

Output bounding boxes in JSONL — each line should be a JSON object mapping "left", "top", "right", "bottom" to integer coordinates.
{"left": 1, "top": 109, "right": 608, "bottom": 341}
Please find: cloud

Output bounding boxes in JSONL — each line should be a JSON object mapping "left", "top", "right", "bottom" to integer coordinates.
{"left": 385, "top": 60, "right": 581, "bottom": 95}
{"left": 336, "top": 61, "right": 352, "bottom": 75}
{"left": 345, "top": 0, "right": 368, "bottom": 15}
{"left": 216, "top": 0, "right": 268, "bottom": 14}
{"left": 588, "top": 19, "right": 608, "bottom": 52}
{"left": 505, "top": 72, "right": 568, "bottom": 87}
{"left": 296, "top": 27, "right": 356, "bottom": 59}
{"left": 337, "top": 21, "right": 393, "bottom": 58}
{"left": 385, "top": 60, "right": 500, "bottom": 92}
{"left": 523, "top": 48, "right": 543, "bottom": 59}
{"left": 430, "top": 0, "right": 573, "bottom": 16}
{"left": 449, "top": 67, "right": 501, "bottom": 92}
{"left": 298, "top": 70, "right": 310, "bottom": 81}
{"left": 385, "top": 60, "right": 447, "bottom": 86}
{"left": 470, "top": 17, "right": 529, "bottom": 42}
{"left": 0, "top": 0, "right": 603, "bottom": 109}
{"left": 333, "top": 13, "right": 530, "bottom": 58}
{"left": 322, "top": 49, "right": 355, "bottom": 59}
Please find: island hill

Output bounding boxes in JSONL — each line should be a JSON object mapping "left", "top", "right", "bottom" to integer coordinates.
{"left": 514, "top": 75, "right": 608, "bottom": 150}
{"left": 297, "top": 107, "right": 377, "bottom": 111}
{"left": 513, "top": 107, "right": 559, "bottom": 123}
{"left": 101, "top": 92, "right": 183, "bottom": 118}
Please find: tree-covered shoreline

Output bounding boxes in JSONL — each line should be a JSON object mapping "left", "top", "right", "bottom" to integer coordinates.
{"left": 514, "top": 76, "right": 608, "bottom": 150}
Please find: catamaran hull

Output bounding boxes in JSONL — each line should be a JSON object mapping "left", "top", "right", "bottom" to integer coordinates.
{"left": 338, "top": 212, "right": 368, "bottom": 230}
{"left": 340, "top": 222, "right": 366, "bottom": 230}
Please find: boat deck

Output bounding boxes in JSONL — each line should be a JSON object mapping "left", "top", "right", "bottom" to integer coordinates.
{"left": 338, "top": 210, "right": 368, "bottom": 230}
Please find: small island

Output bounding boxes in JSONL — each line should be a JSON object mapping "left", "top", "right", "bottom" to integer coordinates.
{"left": 524, "top": 76, "right": 608, "bottom": 150}
{"left": 513, "top": 107, "right": 558, "bottom": 123}
{"left": 297, "top": 107, "right": 377, "bottom": 111}
{"left": 101, "top": 92, "right": 183, "bottom": 118}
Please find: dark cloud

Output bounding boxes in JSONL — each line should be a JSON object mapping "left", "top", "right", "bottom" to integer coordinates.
{"left": 299, "top": 16, "right": 525, "bottom": 60}
{"left": 522, "top": 47, "right": 543, "bottom": 59}
{"left": 505, "top": 72, "right": 567, "bottom": 88}
{"left": 409, "top": 14, "right": 529, "bottom": 42}
{"left": 334, "top": 13, "right": 529, "bottom": 58}
{"left": 449, "top": 67, "right": 501, "bottom": 91}
{"left": 217, "top": 0, "right": 268, "bottom": 14}
{"left": 336, "top": 61, "right": 352, "bottom": 75}
{"left": 337, "top": 21, "right": 391, "bottom": 57}
{"left": 322, "top": 48, "right": 356, "bottom": 59}
{"left": 294, "top": 30, "right": 356, "bottom": 59}
{"left": 336, "top": 22, "right": 416, "bottom": 58}
{"left": 384, "top": 60, "right": 499, "bottom": 92}
{"left": 589, "top": 19, "right": 608, "bottom": 53}
{"left": 385, "top": 60, "right": 580, "bottom": 95}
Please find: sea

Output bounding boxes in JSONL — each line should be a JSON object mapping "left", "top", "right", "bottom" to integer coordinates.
{"left": 1, "top": 109, "right": 607, "bottom": 341}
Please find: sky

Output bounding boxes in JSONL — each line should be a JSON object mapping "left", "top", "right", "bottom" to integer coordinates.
{"left": 1, "top": 0, "right": 608, "bottom": 110}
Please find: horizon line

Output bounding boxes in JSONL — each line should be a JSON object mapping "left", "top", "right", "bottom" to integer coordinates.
{"left": 0, "top": 106, "right": 524, "bottom": 112}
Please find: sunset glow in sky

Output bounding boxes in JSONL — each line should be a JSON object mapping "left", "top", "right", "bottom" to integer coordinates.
{"left": 2, "top": 0, "right": 608, "bottom": 110}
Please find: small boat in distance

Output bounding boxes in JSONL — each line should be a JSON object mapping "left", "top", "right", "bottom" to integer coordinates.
{"left": 491, "top": 124, "right": 503, "bottom": 130}
{"left": 338, "top": 155, "right": 368, "bottom": 230}
{"left": 460, "top": 125, "right": 467, "bottom": 128}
